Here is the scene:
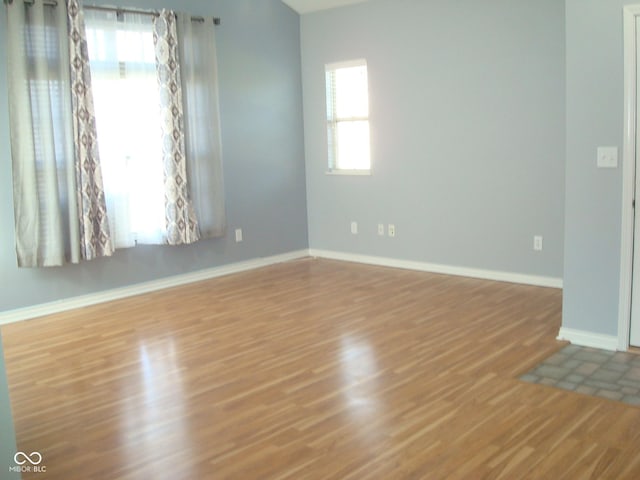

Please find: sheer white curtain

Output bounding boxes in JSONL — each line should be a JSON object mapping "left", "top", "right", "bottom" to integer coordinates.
{"left": 7, "top": 0, "right": 79, "bottom": 266}
{"left": 177, "top": 14, "right": 226, "bottom": 239}
{"left": 84, "top": 10, "right": 166, "bottom": 248}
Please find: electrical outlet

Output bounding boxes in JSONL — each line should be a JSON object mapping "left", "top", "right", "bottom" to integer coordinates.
{"left": 235, "top": 228, "right": 243, "bottom": 243}
{"left": 351, "top": 221, "right": 358, "bottom": 235}
{"left": 378, "top": 223, "right": 385, "bottom": 236}
{"left": 388, "top": 224, "right": 396, "bottom": 237}
{"left": 533, "top": 235, "right": 543, "bottom": 251}
{"left": 597, "top": 146, "right": 618, "bottom": 168}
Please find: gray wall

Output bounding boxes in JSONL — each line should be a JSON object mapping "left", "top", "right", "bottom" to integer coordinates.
{"left": 0, "top": 0, "right": 308, "bottom": 313}
{"left": 563, "top": 0, "right": 634, "bottom": 337}
{"left": 0, "top": 333, "right": 20, "bottom": 479}
{"left": 301, "top": 0, "right": 565, "bottom": 278}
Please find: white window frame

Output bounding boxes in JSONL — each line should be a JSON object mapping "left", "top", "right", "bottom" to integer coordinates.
{"left": 325, "top": 59, "right": 371, "bottom": 175}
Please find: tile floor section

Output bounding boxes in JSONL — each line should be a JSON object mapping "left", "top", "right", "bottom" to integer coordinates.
{"left": 520, "top": 344, "right": 640, "bottom": 406}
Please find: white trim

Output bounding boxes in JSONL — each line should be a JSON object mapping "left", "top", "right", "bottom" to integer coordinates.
{"left": 0, "top": 250, "right": 308, "bottom": 326}
{"left": 1, "top": 248, "right": 565, "bottom": 327}
{"left": 557, "top": 328, "right": 619, "bottom": 352}
{"left": 325, "top": 58, "right": 367, "bottom": 70}
{"left": 308, "top": 249, "right": 563, "bottom": 288}
{"left": 619, "top": 5, "right": 640, "bottom": 351}
{"left": 325, "top": 169, "right": 371, "bottom": 176}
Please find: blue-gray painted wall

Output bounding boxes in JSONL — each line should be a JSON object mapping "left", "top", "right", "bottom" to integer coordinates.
{"left": 0, "top": 0, "right": 308, "bottom": 313}
{"left": 301, "top": 0, "right": 566, "bottom": 279}
{"left": 563, "top": 0, "right": 636, "bottom": 337}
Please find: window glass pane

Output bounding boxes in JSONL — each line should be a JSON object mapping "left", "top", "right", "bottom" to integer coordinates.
{"left": 335, "top": 65, "right": 368, "bottom": 118}
{"left": 326, "top": 60, "right": 370, "bottom": 172}
{"left": 85, "top": 14, "right": 166, "bottom": 246}
{"left": 116, "top": 29, "right": 155, "bottom": 63}
{"left": 336, "top": 120, "right": 370, "bottom": 170}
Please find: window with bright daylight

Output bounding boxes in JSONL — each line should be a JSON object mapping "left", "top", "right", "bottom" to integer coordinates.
{"left": 325, "top": 59, "right": 371, "bottom": 173}
{"left": 85, "top": 12, "right": 166, "bottom": 248}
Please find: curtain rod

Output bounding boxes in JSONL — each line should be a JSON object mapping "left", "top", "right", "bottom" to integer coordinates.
{"left": 3, "top": 0, "right": 58, "bottom": 5}
{"left": 2, "top": 0, "right": 221, "bottom": 25}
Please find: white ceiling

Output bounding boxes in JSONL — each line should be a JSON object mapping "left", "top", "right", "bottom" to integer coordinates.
{"left": 281, "top": 0, "right": 371, "bottom": 15}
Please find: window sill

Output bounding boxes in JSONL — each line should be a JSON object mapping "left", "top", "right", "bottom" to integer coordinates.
{"left": 325, "top": 169, "right": 371, "bottom": 176}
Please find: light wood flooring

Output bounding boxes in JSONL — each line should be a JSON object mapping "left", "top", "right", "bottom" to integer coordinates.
{"left": 2, "top": 258, "right": 640, "bottom": 479}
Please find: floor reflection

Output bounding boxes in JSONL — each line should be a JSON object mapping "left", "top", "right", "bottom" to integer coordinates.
{"left": 339, "top": 335, "right": 381, "bottom": 417}
{"left": 119, "top": 337, "right": 193, "bottom": 476}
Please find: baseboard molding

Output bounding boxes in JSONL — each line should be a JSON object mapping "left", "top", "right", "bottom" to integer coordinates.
{"left": 308, "top": 249, "right": 563, "bottom": 289}
{"left": 556, "top": 327, "right": 619, "bottom": 351}
{"left": 0, "top": 248, "right": 563, "bottom": 326}
{"left": 0, "top": 250, "right": 309, "bottom": 326}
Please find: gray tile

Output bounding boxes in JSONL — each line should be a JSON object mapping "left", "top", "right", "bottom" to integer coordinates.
{"left": 622, "top": 395, "right": 640, "bottom": 406}
{"left": 539, "top": 378, "right": 558, "bottom": 387}
{"left": 624, "top": 367, "right": 640, "bottom": 381}
{"left": 556, "top": 381, "right": 578, "bottom": 391}
{"left": 584, "top": 380, "right": 621, "bottom": 391}
{"left": 586, "top": 346, "right": 614, "bottom": 355}
{"left": 565, "top": 374, "right": 586, "bottom": 384}
{"left": 521, "top": 346, "right": 640, "bottom": 407}
{"left": 621, "top": 387, "right": 639, "bottom": 396}
{"left": 574, "top": 351, "right": 612, "bottom": 364}
{"left": 612, "top": 352, "right": 635, "bottom": 364}
{"left": 590, "top": 368, "right": 624, "bottom": 383}
{"left": 575, "top": 362, "right": 600, "bottom": 376}
{"left": 535, "top": 365, "right": 570, "bottom": 380}
{"left": 561, "top": 345, "right": 582, "bottom": 355}
{"left": 561, "top": 359, "right": 581, "bottom": 370}
{"left": 597, "top": 389, "right": 624, "bottom": 401}
{"left": 575, "top": 385, "right": 597, "bottom": 395}
{"left": 618, "top": 379, "right": 640, "bottom": 389}
{"left": 545, "top": 353, "right": 569, "bottom": 365}
{"left": 601, "top": 362, "right": 631, "bottom": 373}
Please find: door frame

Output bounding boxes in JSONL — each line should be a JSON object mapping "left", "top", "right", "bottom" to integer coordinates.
{"left": 618, "top": 5, "right": 640, "bottom": 351}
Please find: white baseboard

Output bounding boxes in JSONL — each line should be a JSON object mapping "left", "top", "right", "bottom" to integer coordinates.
{"left": 0, "top": 250, "right": 308, "bottom": 326}
{"left": 556, "top": 327, "right": 619, "bottom": 351}
{"left": 0, "top": 248, "right": 563, "bottom": 326}
{"left": 308, "top": 249, "right": 563, "bottom": 289}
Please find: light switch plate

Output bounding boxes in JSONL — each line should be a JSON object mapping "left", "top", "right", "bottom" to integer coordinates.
{"left": 597, "top": 146, "right": 618, "bottom": 168}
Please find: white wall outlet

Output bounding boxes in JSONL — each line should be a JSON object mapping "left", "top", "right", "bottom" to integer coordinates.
{"left": 351, "top": 221, "right": 358, "bottom": 235}
{"left": 378, "top": 223, "right": 385, "bottom": 236}
{"left": 235, "top": 228, "right": 243, "bottom": 243}
{"left": 534, "top": 235, "right": 543, "bottom": 251}
{"left": 388, "top": 224, "right": 396, "bottom": 237}
{"left": 597, "top": 146, "right": 618, "bottom": 168}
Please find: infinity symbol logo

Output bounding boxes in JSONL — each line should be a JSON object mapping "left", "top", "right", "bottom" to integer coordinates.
{"left": 14, "top": 452, "right": 42, "bottom": 465}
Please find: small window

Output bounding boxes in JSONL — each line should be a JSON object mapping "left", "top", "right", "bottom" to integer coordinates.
{"left": 325, "top": 59, "right": 371, "bottom": 173}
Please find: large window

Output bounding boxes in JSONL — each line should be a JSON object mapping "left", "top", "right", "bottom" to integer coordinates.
{"left": 325, "top": 59, "right": 371, "bottom": 173}
{"left": 85, "top": 11, "right": 166, "bottom": 248}
{"left": 7, "top": 1, "right": 225, "bottom": 267}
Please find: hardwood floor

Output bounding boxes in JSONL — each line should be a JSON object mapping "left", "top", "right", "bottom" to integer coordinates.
{"left": 2, "top": 258, "right": 640, "bottom": 479}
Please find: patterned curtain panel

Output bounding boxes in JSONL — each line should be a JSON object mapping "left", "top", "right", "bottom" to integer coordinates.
{"left": 153, "top": 11, "right": 201, "bottom": 246}
{"left": 67, "top": 0, "right": 114, "bottom": 260}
